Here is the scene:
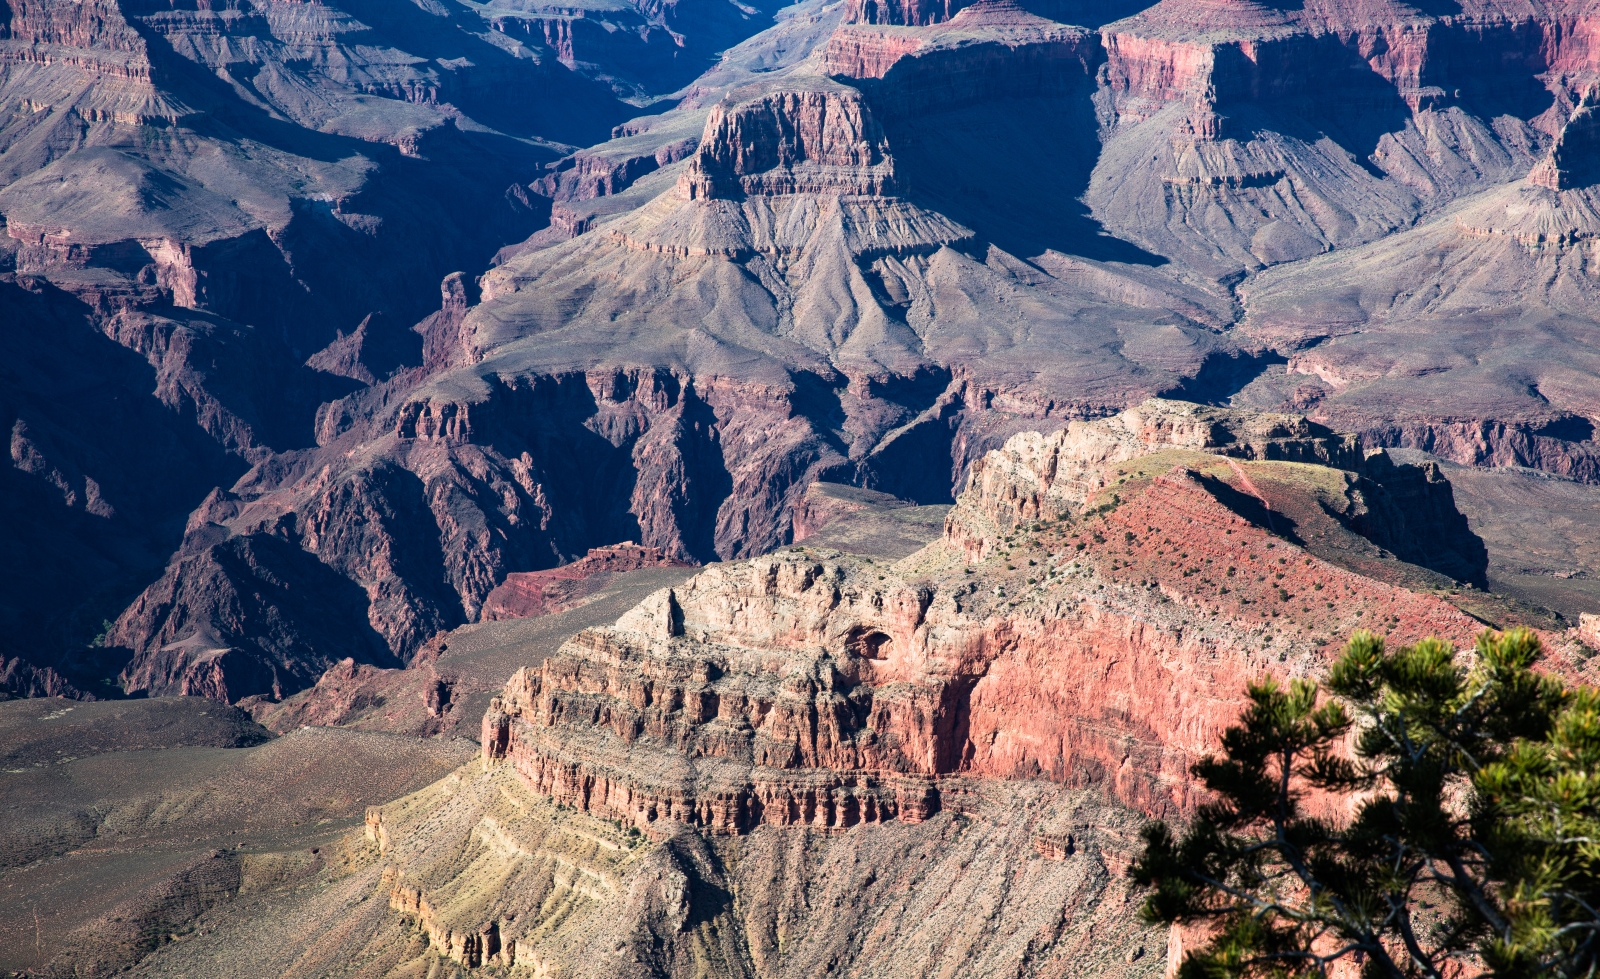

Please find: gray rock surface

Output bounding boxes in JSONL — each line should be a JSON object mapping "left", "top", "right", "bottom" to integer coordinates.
{"left": 3, "top": 0, "right": 1600, "bottom": 704}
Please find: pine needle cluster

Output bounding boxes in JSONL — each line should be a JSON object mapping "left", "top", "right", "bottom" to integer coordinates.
{"left": 1132, "top": 629, "right": 1600, "bottom": 979}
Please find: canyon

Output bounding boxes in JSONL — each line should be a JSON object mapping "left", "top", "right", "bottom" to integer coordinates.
{"left": 6, "top": 0, "right": 1600, "bottom": 701}
{"left": 66, "top": 398, "right": 1596, "bottom": 979}
{"left": 4, "top": 0, "right": 1600, "bottom": 972}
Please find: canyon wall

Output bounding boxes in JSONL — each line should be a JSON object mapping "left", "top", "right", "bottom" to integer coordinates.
{"left": 478, "top": 402, "right": 1514, "bottom": 844}
{"left": 7, "top": 0, "right": 1600, "bottom": 715}
{"left": 676, "top": 90, "right": 898, "bottom": 200}
{"left": 111, "top": 400, "right": 1595, "bottom": 979}
{"left": 0, "top": 0, "right": 639, "bottom": 686}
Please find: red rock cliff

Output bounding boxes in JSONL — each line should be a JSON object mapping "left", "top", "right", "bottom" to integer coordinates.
{"left": 480, "top": 404, "right": 1527, "bottom": 834}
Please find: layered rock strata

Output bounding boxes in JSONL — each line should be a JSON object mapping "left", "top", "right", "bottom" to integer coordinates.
{"left": 110, "top": 357, "right": 900, "bottom": 702}
{"left": 950, "top": 398, "right": 1361, "bottom": 535}
{"left": 278, "top": 761, "right": 1161, "bottom": 979}
{"left": 1238, "top": 95, "right": 1600, "bottom": 480}
{"left": 0, "top": 0, "right": 653, "bottom": 690}
{"left": 1528, "top": 88, "right": 1600, "bottom": 191}
{"left": 1088, "top": 0, "right": 1549, "bottom": 277}
{"left": 476, "top": 403, "right": 1528, "bottom": 841}
{"left": 675, "top": 89, "right": 898, "bottom": 200}
{"left": 119, "top": 401, "right": 1595, "bottom": 979}
{"left": 12, "top": 0, "right": 1600, "bottom": 723}
{"left": 824, "top": 3, "right": 1102, "bottom": 113}
{"left": 481, "top": 0, "right": 790, "bottom": 99}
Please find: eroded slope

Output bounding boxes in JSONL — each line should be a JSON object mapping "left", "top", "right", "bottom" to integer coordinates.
{"left": 107, "top": 401, "right": 1598, "bottom": 979}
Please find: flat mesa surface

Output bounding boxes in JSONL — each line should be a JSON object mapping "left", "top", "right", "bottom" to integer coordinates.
{"left": 803, "top": 508, "right": 953, "bottom": 561}
{"left": 0, "top": 697, "right": 474, "bottom": 974}
{"left": 1391, "top": 450, "right": 1600, "bottom": 619}
{"left": 428, "top": 564, "right": 703, "bottom": 735}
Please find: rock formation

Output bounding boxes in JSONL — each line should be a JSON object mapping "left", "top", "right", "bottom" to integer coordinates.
{"left": 1528, "top": 88, "right": 1600, "bottom": 191}
{"left": 0, "top": 653, "right": 84, "bottom": 699}
{"left": 0, "top": 0, "right": 618, "bottom": 690}
{"left": 10, "top": 0, "right": 1600, "bottom": 971}
{"left": 240, "top": 654, "right": 450, "bottom": 736}
{"left": 114, "top": 400, "right": 1595, "bottom": 979}
{"left": 948, "top": 399, "right": 1486, "bottom": 585}
{"left": 481, "top": 543, "right": 690, "bottom": 621}
{"left": 1238, "top": 93, "right": 1600, "bottom": 480}
{"left": 676, "top": 89, "right": 898, "bottom": 199}
{"left": 4, "top": 0, "right": 1600, "bottom": 712}
{"left": 475, "top": 401, "right": 1509, "bottom": 848}
{"left": 479, "top": 0, "right": 790, "bottom": 100}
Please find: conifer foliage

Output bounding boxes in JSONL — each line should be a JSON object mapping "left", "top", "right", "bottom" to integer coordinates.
{"left": 1133, "top": 629, "right": 1600, "bottom": 978}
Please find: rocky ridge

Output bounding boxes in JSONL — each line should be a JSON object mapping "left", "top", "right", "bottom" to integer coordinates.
{"left": 0, "top": 0, "right": 629, "bottom": 690}
{"left": 116, "top": 399, "right": 1598, "bottom": 979}
{"left": 7, "top": 0, "right": 1600, "bottom": 971}
{"left": 1238, "top": 137, "right": 1600, "bottom": 480}
{"left": 0, "top": 0, "right": 793, "bottom": 696}
{"left": 8, "top": 0, "right": 1600, "bottom": 714}
{"left": 482, "top": 542, "right": 691, "bottom": 621}
{"left": 476, "top": 401, "right": 1514, "bottom": 850}
{"left": 145, "top": 759, "right": 1165, "bottom": 979}
{"left": 948, "top": 398, "right": 1487, "bottom": 585}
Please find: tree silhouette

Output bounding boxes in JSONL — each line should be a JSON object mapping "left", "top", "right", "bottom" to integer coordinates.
{"left": 1133, "top": 628, "right": 1600, "bottom": 978}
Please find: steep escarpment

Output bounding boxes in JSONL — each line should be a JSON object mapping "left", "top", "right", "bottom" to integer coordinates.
{"left": 1049, "top": 0, "right": 1600, "bottom": 482}
{"left": 507, "top": 0, "right": 1600, "bottom": 503}
{"left": 1088, "top": 0, "right": 1555, "bottom": 277}
{"left": 73, "top": 0, "right": 1209, "bottom": 710}
{"left": 0, "top": 0, "right": 655, "bottom": 691}
{"left": 138, "top": 754, "right": 1166, "bottom": 979}
{"left": 10, "top": 0, "right": 1600, "bottom": 719}
{"left": 0, "top": 0, "right": 622, "bottom": 354}
{"left": 1528, "top": 88, "right": 1600, "bottom": 191}
{"left": 478, "top": 402, "right": 1499, "bottom": 842}
{"left": 1238, "top": 98, "right": 1600, "bottom": 481}
{"left": 100, "top": 0, "right": 1580, "bottom": 708}
{"left": 947, "top": 398, "right": 1486, "bottom": 585}
{"left": 676, "top": 89, "right": 898, "bottom": 199}
{"left": 110, "top": 362, "right": 864, "bottom": 700}
{"left": 11, "top": 0, "right": 1600, "bottom": 970}
{"left": 825, "top": 5, "right": 1101, "bottom": 111}
{"left": 478, "top": 0, "right": 790, "bottom": 100}
{"left": 0, "top": 276, "right": 247, "bottom": 695}
{"left": 472, "top": 35, "right": 1239, "bottom": 450}
{"left": 105, "top": 399, "right": 1595, "bottom": 979}
{"left": 840, "top": 0, "right": 1148, "bottom": 28}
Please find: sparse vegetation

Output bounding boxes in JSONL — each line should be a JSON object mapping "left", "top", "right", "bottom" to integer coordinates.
{"left": 1134, "top": 629, "right": 1600, "bottom": 979}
